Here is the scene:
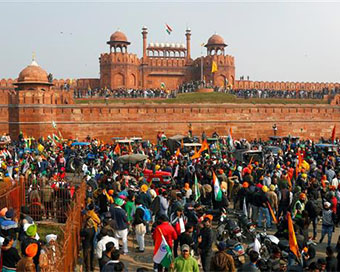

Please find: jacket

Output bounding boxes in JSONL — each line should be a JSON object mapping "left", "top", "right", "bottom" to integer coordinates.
{"left": 210, "top": 251, "right": 236, "bottom": 272}
{"left": 152, "top": 222, "right": 177, "bottom": 255}
{"left": 16, "top": 256, "right": 36, "bottom": 272}
{"left": 1, "top": 244, "right": 21, "bottom": 269}
{"left": 198, "top": 227, "right": 213, "bottom": 253}
{"left": 136, "top": 192, "right": 152, "bottom": 208}
{"left": 109, "top": 206, "right": 128, "bottom": 230}
{"left": 266, "top": 191, "right": 278, "bottom": 211}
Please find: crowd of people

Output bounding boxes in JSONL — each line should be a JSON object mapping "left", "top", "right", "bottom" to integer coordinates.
{"left": 1, "top": 131, "right": 340, "bottom": 271}
{"left": 73, "top": 81, "right": 202, "bottom": 99}
{"left": 219, "top": 88, "right": 340, "bottom": 100}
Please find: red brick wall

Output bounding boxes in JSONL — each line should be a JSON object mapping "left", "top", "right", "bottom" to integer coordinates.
{"left": 0, "top": 100, "right": 339, "bottom": 142}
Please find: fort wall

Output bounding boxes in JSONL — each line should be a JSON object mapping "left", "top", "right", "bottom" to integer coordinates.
{"left": 0, "top": 89, "right": 339, "bottom": 142}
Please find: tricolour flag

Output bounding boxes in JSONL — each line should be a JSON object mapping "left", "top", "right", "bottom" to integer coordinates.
{"left": 331, "top": 125, "right": 336, "bottom": 142}
{"left": 194, "top": 174, "right": 201, "bottom": 201}
{"left": 227, "top": 127, "right": 234, "bottom": 149}
{"left": 153, "top": 229, "right": 172, "bottom": 268}
{"left": 287, "top": 212, "right": 301, "bottom": 261}
{"left": 52, "top": 133, "right": 60, "bottom": 142}
{"left": 211, "top": 61, "right": 218, "bottom": 73}
{"left": 165, "top": 24, "right": 172, "bottom": 35}
{"left": 212, "top": 171, "right": 222, "bottom": 201}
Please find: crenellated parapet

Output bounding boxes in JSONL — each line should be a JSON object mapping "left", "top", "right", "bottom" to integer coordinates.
{"left": 100, "top": 52, "right": 140, "bottom": 66}
{"left": 234, "top": 80, "right": 340, "bottom": 91}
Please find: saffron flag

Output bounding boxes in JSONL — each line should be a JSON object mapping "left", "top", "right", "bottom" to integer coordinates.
{"left": 198, "top": 139, "right": 209, "bottom": 153}
{"left": 165, "top": 24, "right": 172, "bottom": 35}
{"left": 332, "top": 125, "right": 336, "bottom": 142}
{"left": 114, "top": 143, "right": 121, "bottom": 155}
{"left": 191, "top": 146, "right": 200, "bottom": 160}
{"left": 194, "top": 174, "right": 201, "bottom": 201}
{"left": 211, "top": 61, "right": 218, "bottom": 73}
{"left": 128, "top": 142, "right": 133, "bottom": 154}
{"left": 212, "top": 171, "right": 222, "bottom": 201}
{"left": 287, "top": 212, "right": 301, "bottom": 260}
{"left": 175, "top": 148, "right": 180, "bottom": 157}
{"left": 267, "top": 201, "right": 278, "bottom": 224}
{"left": 153, "top": 229, "right": 172, "bottom": 268}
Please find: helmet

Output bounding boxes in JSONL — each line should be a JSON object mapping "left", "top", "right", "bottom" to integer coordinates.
{"left": 299, "top": 193, "right": 306, "bottom": 200}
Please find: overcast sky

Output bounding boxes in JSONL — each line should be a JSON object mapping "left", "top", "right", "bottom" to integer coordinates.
{"left": 1, "top": 1, "right": 340, "bottom": 82}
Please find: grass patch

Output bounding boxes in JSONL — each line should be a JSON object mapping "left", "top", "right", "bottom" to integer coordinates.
{"left": 36, "top": 223, "right": 64, "bottom": 243}
{"left": 75, "top": 92, "right": 327, "bottom": 105}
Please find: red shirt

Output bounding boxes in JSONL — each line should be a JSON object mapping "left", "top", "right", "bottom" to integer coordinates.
{"left": 152, "top": 222, "right": 177, "bottom": 255}
{"left": 331, "top": 196, "right": 337, "bottom": 214}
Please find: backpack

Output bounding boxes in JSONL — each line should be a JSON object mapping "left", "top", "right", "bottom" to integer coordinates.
{"left": 138, "top": 206, "right": 152, "bottom": 222}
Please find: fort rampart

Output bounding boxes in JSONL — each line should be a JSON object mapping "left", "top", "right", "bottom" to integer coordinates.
{"left": 0, "top": 88, "right": 339, "bottom": 141}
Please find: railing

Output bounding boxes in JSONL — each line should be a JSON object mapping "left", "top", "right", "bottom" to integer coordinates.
{"left": 0, "top": 176, "right": 25, "bottom": 216}
{"left": 56, "top": 181, "right": 86, "bottom": 271}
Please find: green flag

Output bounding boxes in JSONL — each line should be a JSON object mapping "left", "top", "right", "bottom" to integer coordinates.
{"left": 194, "top": 174, "right": 201, "bottom": 201}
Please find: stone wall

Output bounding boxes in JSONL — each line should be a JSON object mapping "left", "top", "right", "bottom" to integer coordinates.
{"left": 0, "top": 95, "right": 339, "bottom": 142}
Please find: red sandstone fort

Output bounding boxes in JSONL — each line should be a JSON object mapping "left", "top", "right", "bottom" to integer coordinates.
{"left": 1, "top": 28, "right": 340, "bottom": 141}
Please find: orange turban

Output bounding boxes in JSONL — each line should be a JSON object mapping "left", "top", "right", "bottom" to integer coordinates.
{"left": 25, "top": 243, "right": 38, "bottom": 257}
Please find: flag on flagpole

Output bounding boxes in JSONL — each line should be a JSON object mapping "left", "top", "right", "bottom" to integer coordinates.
{"left": 165, "top": 24, "right": 172, "bottom": 35}
{"left": 254, "top": 237, "right": 261, "bottom": 255}
{"left": 52, "top": 133, "right": 60, "bottom": 142}
{"left": 153, "top": 229, "right": 173, "bottom": 268}
{"left": 212, "top": 171, "right": 222, "bottom": 201}
{"left": 194, "top": 174, "right": 201, "bottom": 201}
{"left": 227, "top": 127, "right": 234, "bottom": 149}
{"left": 243, "top": 198, "right": 248, "bottom": 218}
{"left": 331, "top": 125, "right": 336, "bottom": 142}
{"left": 211, "top": 61, "right": 218, "bottom": 73}
{"left": 199, "top": 139, "right": 209, "bottom": 153}
{"left": 267, "top": 201, "right": 278, "bottom": 224}
{"left": 287, "top": 212, "right": 301, "bottom": 261}
{"left": 191, "top": 146, "right": 200, "bottom": 160}
{"left": 175, "top": 148, "right": 180, "bottom": 157}
{"left": 114, "top": 143, "right": 121, "bottom": 155}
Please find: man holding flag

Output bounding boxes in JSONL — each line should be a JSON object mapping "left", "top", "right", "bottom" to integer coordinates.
{"left": 153, "top": 215, "right": 177, "bottom": 271}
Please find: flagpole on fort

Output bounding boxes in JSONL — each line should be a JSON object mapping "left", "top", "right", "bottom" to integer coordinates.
{"left": 200, "top": 44, "right": 204, "bottom": 85}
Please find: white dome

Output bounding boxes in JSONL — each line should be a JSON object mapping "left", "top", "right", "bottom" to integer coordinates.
{"left": 149, "top": 42, "right": 154, "bottom": 47}
{"left": 165, "top": 43, "right": 170, "bottom": 47}
{"left": 155, "top": 42, "right": 159, "bottom": 47}
{"left": 176, "top": 43, "right": 180, "bottom": 48}
{"left": 160, "top": 43, "right": 165, "bottom": 47}
{"left": 171, "top": 43, "right": 175, "bottom": 47}
{"left": 180, "top": 44, "right": 186, "bottom": 48}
